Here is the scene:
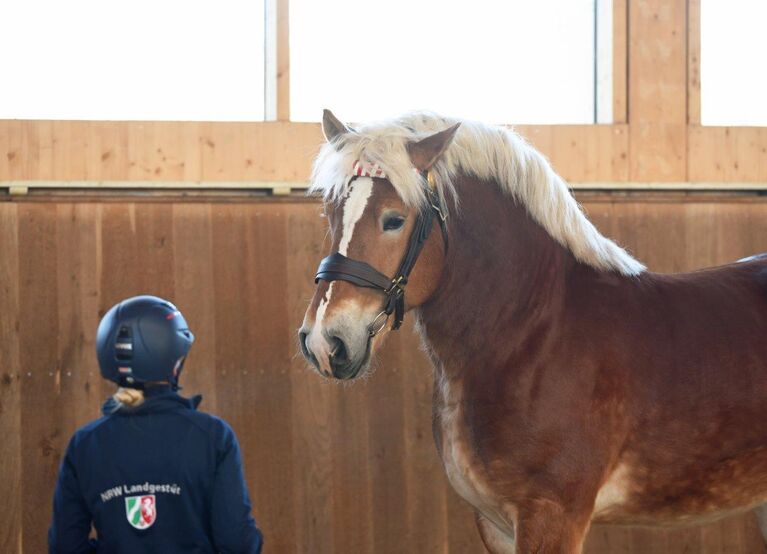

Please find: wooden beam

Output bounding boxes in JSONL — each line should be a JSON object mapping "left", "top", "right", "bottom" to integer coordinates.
{"left": 0, "top": 204, "right": 21, "bottom": 554}
{"left": 0, "top": 180, "right": 306, "bottom": 195}
{"left": 687, "top": 0, "right": 701, "bottom": 125}
{"left": 612, "top": 0, "right": 628, "bottom": 123}
{"left": 628, "top": 0, "right": 687, "bottom": 181}
{"left": 5, "top": 179, "right": 767, "bottom": 197}
{"left": 265, "top": 0, "right": 290, "bottom": 121}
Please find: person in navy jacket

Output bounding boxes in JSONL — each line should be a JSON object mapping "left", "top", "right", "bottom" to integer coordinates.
{"left": 49, "top": 295, "right": 263, "bottom": 554}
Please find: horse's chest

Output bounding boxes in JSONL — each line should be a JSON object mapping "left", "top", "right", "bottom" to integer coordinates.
{"left": 440, "top": 413, "right": 489, "bottom": 509}
{"left": 436, "top": 388, "right": 498, "bottom": 515}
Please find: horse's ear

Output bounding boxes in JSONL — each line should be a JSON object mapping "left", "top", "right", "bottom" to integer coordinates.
{"left": 322, "top": 109, "right": 352, "bottom": 144}
{"left": 406, "top": 123, "right": 461, "bottom": 171}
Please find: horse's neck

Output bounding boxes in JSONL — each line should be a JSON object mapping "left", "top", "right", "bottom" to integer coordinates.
{"left": 418, "top": 175, "right": 574, "bottom": 380}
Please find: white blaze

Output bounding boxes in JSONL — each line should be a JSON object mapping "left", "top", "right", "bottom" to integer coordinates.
{"left": 309, "top": 178, "right": 374, "bottom": 372}
{"left": 338, "top": 177, "right": 374, "bottom": 256}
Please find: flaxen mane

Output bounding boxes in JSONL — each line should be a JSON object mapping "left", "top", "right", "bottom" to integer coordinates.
{"left": 311, "top": 112, "right": 644, "bottom": 276}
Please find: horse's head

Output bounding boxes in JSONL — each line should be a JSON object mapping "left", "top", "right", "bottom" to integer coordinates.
{"left": 299, "top": 111, "right": 459, "bottom": 380}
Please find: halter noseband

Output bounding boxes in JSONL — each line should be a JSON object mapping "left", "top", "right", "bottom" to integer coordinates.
{"left": 314, "top": 166, "right": 448, "bottom": 337}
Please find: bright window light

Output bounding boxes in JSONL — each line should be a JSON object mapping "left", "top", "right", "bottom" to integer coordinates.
{"left": 290, "top": 0, "right": 603, "bottom": 124}
{"left": 0, "top": 0, "right": 265, "bottom": 121}
{"left": 701, "top": 0, "right": 767, "bottom": 126}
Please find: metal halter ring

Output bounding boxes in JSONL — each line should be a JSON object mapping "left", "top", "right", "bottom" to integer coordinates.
{"left": 368, "top": 311, "right": 390, "bottom": 337}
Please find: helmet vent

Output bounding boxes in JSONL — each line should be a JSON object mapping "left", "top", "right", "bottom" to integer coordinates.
{"left": 115, "top": 326, "right": 133, "bottom": 361}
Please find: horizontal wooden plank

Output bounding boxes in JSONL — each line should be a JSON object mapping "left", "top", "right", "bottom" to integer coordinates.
{"left": 0, "top": 121, "right": 323, "bottom": 182}
{"left": 3, "top": 180, "right": 767, "bottom": 197}
{"left": 4, "top": 120, "right": 767, "bottom": 184}
{"left": 0, "top": 180, "right": 305, "bottom": 195}
{"left": 515, "top": 124, "right": 630, "bottom": 181}
{"left": 688, "top": 126, "right": 767, "bottom": 181}
{"left": 1, "top": 121, "right": 632, "bottom": 183}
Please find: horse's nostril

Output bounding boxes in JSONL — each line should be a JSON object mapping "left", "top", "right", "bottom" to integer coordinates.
{"left": 329, "top": 336, "right": 360, "bottom": 379}
{"left": 299, "top": 330, "right": 321, "bottom": 371}
{"left": 329, "top": 336, "right": 348, "bottom": 364}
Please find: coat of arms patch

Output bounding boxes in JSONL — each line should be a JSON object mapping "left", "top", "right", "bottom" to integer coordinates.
{"left": 125, "top": 495, "right": 156, "bottom": 529}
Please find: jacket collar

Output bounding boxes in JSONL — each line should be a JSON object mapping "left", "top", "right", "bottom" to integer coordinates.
{"left": 102, "top": 385, "right": 202, "bottom": 416}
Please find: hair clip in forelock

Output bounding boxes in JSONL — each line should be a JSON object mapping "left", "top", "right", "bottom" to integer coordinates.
{"left": 352, "top": 160, "right": 386, "bottom": 179}
{"left": 351, "top": 159, "right": 438, "bottom": 193}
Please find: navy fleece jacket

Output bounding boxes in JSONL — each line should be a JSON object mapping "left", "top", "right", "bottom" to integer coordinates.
{"left": 49, "top": 386, "right": 263, "bottom": 554}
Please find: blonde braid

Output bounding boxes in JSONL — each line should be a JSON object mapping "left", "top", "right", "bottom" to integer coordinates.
{"left": 113, "top": 387, "right": 145, "bottom": 408}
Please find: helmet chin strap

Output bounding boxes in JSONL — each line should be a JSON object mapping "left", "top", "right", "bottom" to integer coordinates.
{"left": 170, "top": 356, "right": 186, "bottom": 391}
{"left": 117, "top": 378, "right": 180, "bottom": 391}
{"left": 118, "top": 377, "right": 145, "bottom": 390}
{"left": 118, "top": 357, "right": 185, "bottom": 391}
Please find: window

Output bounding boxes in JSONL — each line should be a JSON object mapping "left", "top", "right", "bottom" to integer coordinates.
{"left": 290, "top": 0, "right": 610, "bottom": 124}
{"left": 701, "top": 0, "right": 767, "bottom": 126}
{"left": 0, "top": 0, "right": 265, "bottom": 121}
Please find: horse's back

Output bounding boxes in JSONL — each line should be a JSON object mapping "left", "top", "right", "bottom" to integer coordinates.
{"left": 649, "top": 253, "right": 767, "bottom": 311}
{"left": 589, "top": 256, "right": 767, "bottom": 525}
{"left": 738, "top": 252, "right": 767, "bottom": 264}
{"left": 722, "top": 252, "right": 767, "bottom": 296}
{"left": 630, "top": 256, "right": 767, "bottom": 382}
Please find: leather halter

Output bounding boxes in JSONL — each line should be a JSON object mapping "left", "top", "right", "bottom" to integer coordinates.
{"left": 314, "top": 170, "right": 448, "bottom": 336}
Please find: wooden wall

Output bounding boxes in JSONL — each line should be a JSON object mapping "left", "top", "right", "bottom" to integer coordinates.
{"left": 1, "top": 194, "right": 766, "bottom": 554}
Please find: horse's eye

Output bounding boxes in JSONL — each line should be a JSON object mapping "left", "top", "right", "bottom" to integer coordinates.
{"left": 383, "top": 215, "right": 406, "bottom": 232}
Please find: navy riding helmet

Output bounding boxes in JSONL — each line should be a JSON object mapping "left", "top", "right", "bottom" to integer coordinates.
{"left": 97, "top": 295, "right": 195, "bottom": 389}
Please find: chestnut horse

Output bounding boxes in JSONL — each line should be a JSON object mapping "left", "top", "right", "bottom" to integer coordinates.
{"left": 299, "top": 110, "right": 767, "bottom": 553}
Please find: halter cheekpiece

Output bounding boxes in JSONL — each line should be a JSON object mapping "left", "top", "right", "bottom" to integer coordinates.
{"left": 314, "top": 161, "right": 448, "bottom": 337}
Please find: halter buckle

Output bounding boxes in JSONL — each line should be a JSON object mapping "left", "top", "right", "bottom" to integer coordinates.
{"left": 386, "top": 275, "right": 406, "bottom": 297}
{"left": 431, "top": 203, "right": 448, "bottom": 222}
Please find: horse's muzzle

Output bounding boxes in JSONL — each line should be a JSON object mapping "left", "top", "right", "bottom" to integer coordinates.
{"left": 299, "top": 327, "right": 370, "bottom": 380}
